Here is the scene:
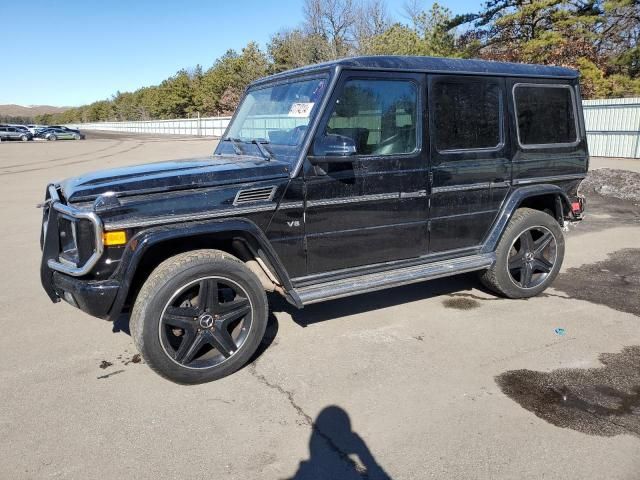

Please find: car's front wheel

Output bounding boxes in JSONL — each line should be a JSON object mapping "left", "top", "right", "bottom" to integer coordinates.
{"left": 48, "top": 134, "right": 57, "bottom": 141}
{"left": 20, "top": 134, "right": 28, "bottom": 141}
{"left": 130, "top": 249, "right": 268, "bottom": 384}
{"left": 480, "top": 207, "right": 565, "bottom": 298}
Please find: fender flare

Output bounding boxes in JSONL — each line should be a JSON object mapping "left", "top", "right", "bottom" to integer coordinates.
{"left": 480, "top": 184, "right": 571, "bottom": 254}
{"left": 106, "top": 217, "right": 293, "bottom": 319}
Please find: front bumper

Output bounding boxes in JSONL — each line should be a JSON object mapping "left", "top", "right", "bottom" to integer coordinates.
{"left": 51, "top": 272, "right": 120, "bottom": 319}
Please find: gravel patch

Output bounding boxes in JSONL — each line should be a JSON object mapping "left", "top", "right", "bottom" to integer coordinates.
{"left": 581, "top": 168, "right": 640, "bottom": 204}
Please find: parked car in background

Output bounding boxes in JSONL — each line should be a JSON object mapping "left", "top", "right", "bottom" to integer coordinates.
{"left": 49, "top": 125, "right": 82, "bottom": 134}
{"left": 35, "top": 127, "right": 84, "bottom": 141}
{"left": 0, "top": 125, "right": 32, "bottom": 141}
{"left": 26, "top": 125, "right": 48, "bottom": 135}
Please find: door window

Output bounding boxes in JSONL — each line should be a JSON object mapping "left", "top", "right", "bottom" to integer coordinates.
{"left": 320, "top": 79, "right": 418, "bottom": 156}
{"left": 433, "top": 79, "right": 502, "bottom": 152}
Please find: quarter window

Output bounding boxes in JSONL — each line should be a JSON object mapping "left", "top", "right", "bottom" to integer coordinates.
{"left": 323, "top": 79, "right": 418, "bottom": 156}
{"left": 433, "top": 80, "right": 502, "bottom": 151}
{"left": 514, "top": 85, "right": 578, "bottom": 146}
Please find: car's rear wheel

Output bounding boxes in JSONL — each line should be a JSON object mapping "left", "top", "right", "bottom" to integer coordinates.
{"left": 130, "top": 249, "right": 268, "bottom": 384}
{"left": 480, "top": 207, "right": 564, "bottom": 298}
{"left": 48, "top": 134, "right": 57, "bottom": 141}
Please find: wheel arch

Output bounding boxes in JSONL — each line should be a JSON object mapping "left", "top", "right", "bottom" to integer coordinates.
{"left": 481, "top": 184, "right": 571, "bottom": 254}
{"left": 107, "top": 217, "right": 294, "bottom": 320}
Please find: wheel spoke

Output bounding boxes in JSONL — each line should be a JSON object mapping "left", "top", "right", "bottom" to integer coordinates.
{"left": 215, "top": 297, "right": 250, "bottom": 325}
{"left": 533, "top": 257, "right": 553, "bottom": 273}
{"left": 176, "top": 330, "right": 208, "bottom": 364}
{"left": 533, "top": 232, "right": 553, "bottom": 256}
{"left": 519, "top": 230, "right": 534, "bottom": 251}
{"left": 520, "top": 262, "right": 534, "bottom": 287}
{"left": 508, "top": 251, "right": 525, "bottom": 270}
{"left": 198, "top": 279, "right": 219, "bottom": 312}
{"left": 163, "top": 306, "right": 199, "bottom": 329}
{"left": 207, "top": 329, "right": 237, "bottom": 358}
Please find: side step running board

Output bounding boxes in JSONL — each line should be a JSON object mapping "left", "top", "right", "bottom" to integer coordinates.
{"left": 293, "top": 253, "right": 496, "bottom": 306}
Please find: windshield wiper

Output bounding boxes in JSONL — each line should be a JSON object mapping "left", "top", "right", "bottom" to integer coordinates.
{"left": 251, "top": 139, "right": 272, "bottom": 161}
{"left": 222, "top": 137, "right": 243, "bottom": 155}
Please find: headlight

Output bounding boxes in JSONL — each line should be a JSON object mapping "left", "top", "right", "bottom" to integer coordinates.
{"left": 58, "top": 216, "right": 96, "bottom": 266}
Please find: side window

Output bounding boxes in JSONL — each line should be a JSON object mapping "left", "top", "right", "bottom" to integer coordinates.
{"left": 321, "top": 79, "right": 418, "bottom": 156}
{"left": 514, "top": 84, "right": 578, "bottom": 146}
{"left": 433, "top": 79, "right": 502, "bottom": 152}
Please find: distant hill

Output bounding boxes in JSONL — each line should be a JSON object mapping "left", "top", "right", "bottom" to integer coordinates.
{"left": 0, "top": 104, "right": 70, "bottom": 117}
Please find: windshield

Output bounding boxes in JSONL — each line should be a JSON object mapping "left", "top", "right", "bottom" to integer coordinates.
{"left": 215, "top": 76, "right": 329, "bottom": 164}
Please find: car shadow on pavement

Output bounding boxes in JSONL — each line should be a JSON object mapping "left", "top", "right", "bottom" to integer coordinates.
{"left": 288, "top": 405, "right": 392, "bottom": 480}
{"left": 272, "top": 273, "right": 482, "bottom": 327}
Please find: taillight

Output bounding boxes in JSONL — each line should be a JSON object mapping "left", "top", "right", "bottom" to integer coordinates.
{"left": 571, "top": 201, "right": 581, "bottom": 213}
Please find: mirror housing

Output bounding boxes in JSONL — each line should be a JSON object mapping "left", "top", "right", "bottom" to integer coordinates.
{"left": 309, "top": 134, "right": 356, "bottom": 164}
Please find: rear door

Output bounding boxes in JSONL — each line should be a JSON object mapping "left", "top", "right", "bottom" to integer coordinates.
{"left": 427, "top": 75, "right": 511, "bottom": 253}
{"left": 303, "top": 71, "right": 429, "bottom": 275}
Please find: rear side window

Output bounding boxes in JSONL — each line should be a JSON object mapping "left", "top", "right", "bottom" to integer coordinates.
{"left": 433, "top": 79, "right": 502, "bottom": 152}
{"left": 514, "top": 84, "right": 578, "bottom": 146}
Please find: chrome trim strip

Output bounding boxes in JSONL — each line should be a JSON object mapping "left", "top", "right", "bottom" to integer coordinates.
{"left": 432, "top": 182, "right": 492, "bottom": 194}
{"left": 295, "top": 253, "right": 495, "bottom": 305}
{"left": 512, "top": 173, "right": 586, "bottom": 185}
{"left": 307, "top": 190, "right": 426, "bottom": 208}
{"left": 278, "top": 201, "right": 304, "bottom": 210}
{"left": 400, "top": 189, "right": 427, "bottom": 199}
{"left": 46, "top": 185, "right": 105, "bottom": 277}
{"left": 105, "top": 204, "right": 277, "bottom": 230}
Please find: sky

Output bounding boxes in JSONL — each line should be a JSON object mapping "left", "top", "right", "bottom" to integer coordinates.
{"left": 1, "top": 0, "right": 475, "bottom": 107}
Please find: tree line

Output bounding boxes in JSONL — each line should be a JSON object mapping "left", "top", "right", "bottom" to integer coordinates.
{"left": 39, "top": 0, "right": 640, "bottom": 125}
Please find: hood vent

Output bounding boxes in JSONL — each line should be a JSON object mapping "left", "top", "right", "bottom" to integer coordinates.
{"left": 233, "top": 186, "right": 276, "bottom": 206}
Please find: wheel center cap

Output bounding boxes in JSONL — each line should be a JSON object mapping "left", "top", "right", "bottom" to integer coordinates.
{"left": 525, "top": 252, "right": 534, "bottom": 262}
{"left": 199, "top": 313, "right": 214, "bottom": 329}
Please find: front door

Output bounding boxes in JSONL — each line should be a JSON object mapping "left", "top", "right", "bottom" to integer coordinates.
{"left": 303, "top": 71, "right": 429, "bottom": 275}
{"left": 427, "top": 75, "right": 511, "bottom": 253}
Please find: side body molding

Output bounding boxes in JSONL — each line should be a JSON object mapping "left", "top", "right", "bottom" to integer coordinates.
{"left": 480, "top": 184, "right": 572, "bottom": 254}
{"left": 106, "top": 217, "right": 294, "bottom": 320}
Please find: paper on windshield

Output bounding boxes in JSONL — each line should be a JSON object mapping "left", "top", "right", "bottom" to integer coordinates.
{"left": 288, "top": 102, "right": 315, "bottom": 118}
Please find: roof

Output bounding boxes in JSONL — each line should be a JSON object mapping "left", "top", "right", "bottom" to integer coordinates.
{"left": 253, "top": 55, "right": 579, "bottom": 86}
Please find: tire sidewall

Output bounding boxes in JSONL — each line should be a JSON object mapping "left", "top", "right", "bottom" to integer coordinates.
{"left": 493, "top": 210, "right": 565, "bottom": 298}
{"left": 133, "top": 254, "right": 268, "bottom": 384}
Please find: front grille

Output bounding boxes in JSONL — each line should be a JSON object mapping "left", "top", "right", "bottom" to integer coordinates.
{"left": 233, "top": 186, "right": 276, "bottom": 205}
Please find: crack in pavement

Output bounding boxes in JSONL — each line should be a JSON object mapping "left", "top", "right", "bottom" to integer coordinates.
{"left": 247, "top": 363, "right": 368, "bottom": 478}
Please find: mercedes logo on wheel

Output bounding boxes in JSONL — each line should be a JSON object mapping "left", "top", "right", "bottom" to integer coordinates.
{"left": 199, "top": 313, "right": 214, "bottom": 329}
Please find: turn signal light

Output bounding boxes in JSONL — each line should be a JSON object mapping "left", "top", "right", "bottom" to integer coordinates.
{"left": 103, "top": 230, "right": 127, "bottom": 246}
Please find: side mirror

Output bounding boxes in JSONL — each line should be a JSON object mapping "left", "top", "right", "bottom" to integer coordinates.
{"left": 309, "top": 134, "right": 356, "bottom": 165}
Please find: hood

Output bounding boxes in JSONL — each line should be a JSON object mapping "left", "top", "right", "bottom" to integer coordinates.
{"left": 58, "top": 154, "right": 290, "bottom": 203}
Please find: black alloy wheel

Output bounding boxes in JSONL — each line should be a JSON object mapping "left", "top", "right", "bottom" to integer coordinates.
{"left": 479, "top": 207, "right": 565, "bottom": 298}
{"left": 159, "top": 276, "right": 253, "bottom": 369}
{"left": 507, "top": 226, "right": 557, "bottom": 289}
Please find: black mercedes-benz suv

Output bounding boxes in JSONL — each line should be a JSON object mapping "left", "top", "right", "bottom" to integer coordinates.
{"left": 40, "top": 56, "right": 587, "bottom": 384}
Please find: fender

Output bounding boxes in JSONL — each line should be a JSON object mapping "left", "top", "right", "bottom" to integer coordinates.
{"left": 480, "top": 184, "right": 572, "bottom": 254}
{"left": 106, "top": 217, "right": 294, "bottom": 320}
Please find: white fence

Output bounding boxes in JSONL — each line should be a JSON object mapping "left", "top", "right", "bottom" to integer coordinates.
{"left": 582, "top": 97, "right": 640, "bottom": 158}
{"left": 70, "top": 97, "right": 640, "bottom": 158}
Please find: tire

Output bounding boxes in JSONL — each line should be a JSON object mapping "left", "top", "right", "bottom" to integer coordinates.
{"left": 73, "top": 133, "right": 80, "bottom": 140}
{"left": 48, "top": 135, "right": 57, "bottom": 141}
{"left": 130, "top": 249, "right": 268, "bottom": 384}
{"left": 21, "top": 134, "right": 28, "bottom": 141}
{"left": 480, "top": 208, "right": 565, "bottom": 299}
